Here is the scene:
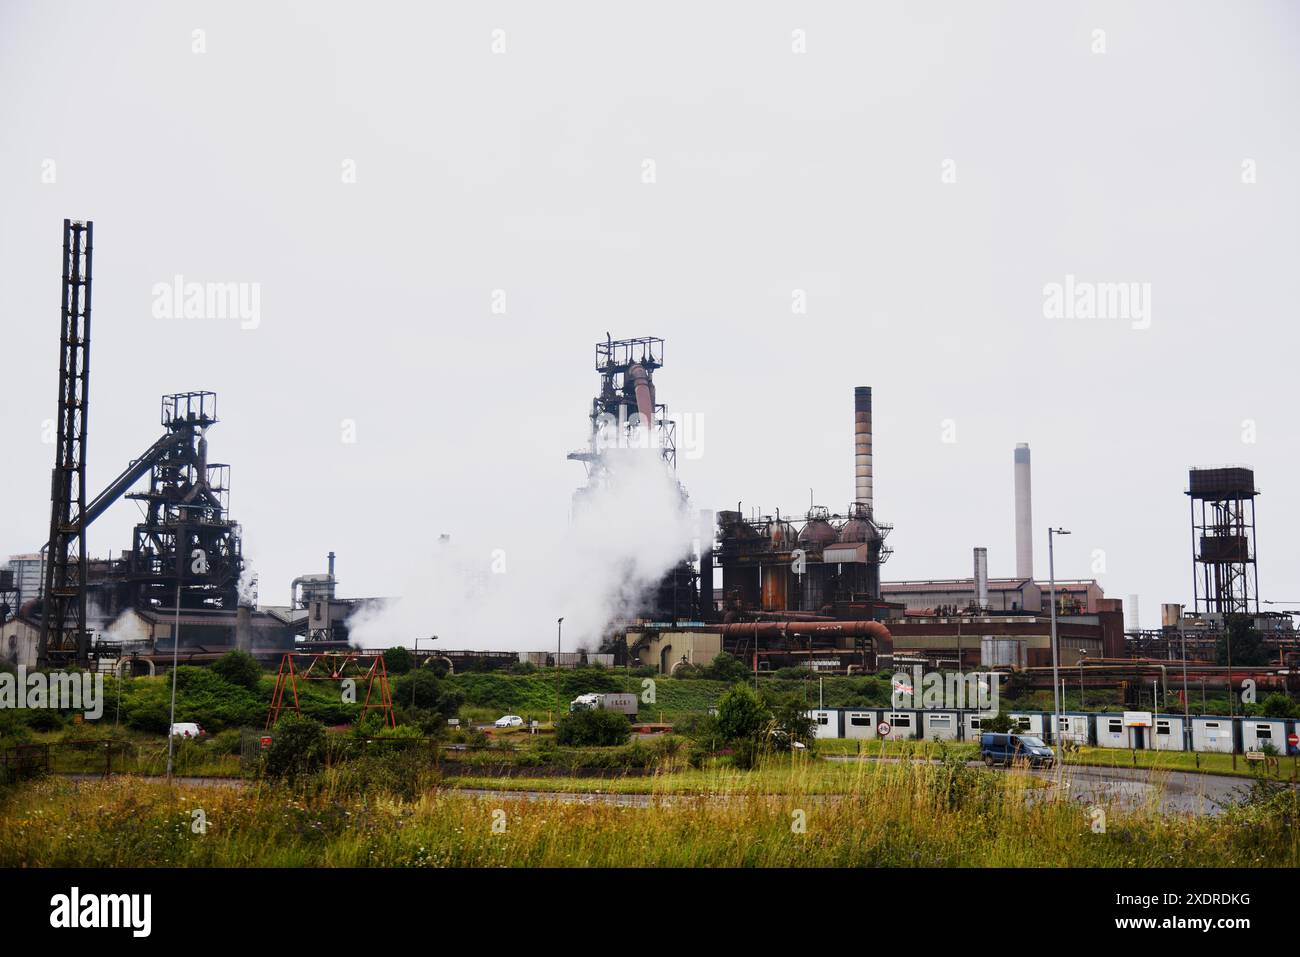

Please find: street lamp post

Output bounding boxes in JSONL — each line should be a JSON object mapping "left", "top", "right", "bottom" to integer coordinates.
{"left": 1048, "top": 527, "right": 1071, "bottom": 764}
{"left": 1178, "top": 608, "right": 1191, "bottom": 750}
{"left": 165, "top": 578, "right": 182, "bottom": 779}
{"left": 556, "top": 617, "right": 564, "bottom": 721}
{"left": 1078, "top": 649, "right": 1086, "bottom": 710}
{"left": 165, "top": 502, "right": 201, "bottom": 780}
{"left": 412, "top": 636, "right": 420, "bottom": 707}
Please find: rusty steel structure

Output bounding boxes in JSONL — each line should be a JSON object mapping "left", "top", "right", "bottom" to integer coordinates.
{"left": 31, "top": 220, "right": 254, "bottom": 665}
{"left": 568, "top": 335, "right": 676, "bottom": 478}
{"left": 1187, "top": 466, "right": 1259, "bottom": 616}
{"left": 39, "top": 220, "right": 94, "bottom": 666}
{"left": 715, "top": 387, "right": 893, "bottom": 620}
{"left": 266, "top": 652, "right": 396, "bottom": 729}
{"left": 121, "top": 392, "right": 243, "bottom": 614}
{"left": 568, "top": 335, "right": 702, "bottom": 622}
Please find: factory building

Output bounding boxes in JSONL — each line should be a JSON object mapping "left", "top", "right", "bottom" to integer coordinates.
{"left": 2, "top": 554, "right": 44, "bottom": 617}
{"left": 625, "top": 630, "right": 722, "bottom": 675}
{"left": 881, "top": 578, "right": 1104, "bottom": 616}
{"left": 884, "top": 607, "right": 1124, "bottom": 669}
{"left": 883, "top": 578, "right": 1042, "bottom": 615}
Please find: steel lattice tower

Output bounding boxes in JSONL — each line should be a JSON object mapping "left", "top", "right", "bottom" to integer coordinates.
{"left": 1187, "top": 466, "right": 1259, "bottom": 617}
{"left": 39, "top": 219, "right": 94, "bottom": 666}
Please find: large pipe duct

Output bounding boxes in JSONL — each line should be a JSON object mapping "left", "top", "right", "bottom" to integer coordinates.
{"left": 627, "top": 363, "right": 656, "bottom": 430}
{"left": 674, "top": 619, "right": 893, "bottom": 656}
{"left": 854, "top": 386, "right": 872, "bottom": 512}
{"left": 973, "top": 547, "right": 989, "bottom": 610}
{"left": 1014, "top": 443, "right": 1033, "bottom": 580}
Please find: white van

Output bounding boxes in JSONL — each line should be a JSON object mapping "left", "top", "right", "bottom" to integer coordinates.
{"left": 169, "top": 722, "right": 205, "bottom": 739}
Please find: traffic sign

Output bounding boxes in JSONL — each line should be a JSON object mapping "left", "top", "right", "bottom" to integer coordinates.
{"left": 877, "top": 721, "right": 892, "bottom": 736}
{"left": 1288, "top": 733, "right": 1299, "bottom": 748}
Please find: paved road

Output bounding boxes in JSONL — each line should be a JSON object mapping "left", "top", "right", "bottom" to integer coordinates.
{"left": 820, "top": 754, "right": 1269, "bottom": 816}
{"left": 1044, "top": 762, "right": 1258, "bottom": 816}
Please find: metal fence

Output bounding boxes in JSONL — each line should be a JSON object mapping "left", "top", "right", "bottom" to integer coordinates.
{"left": 0, "top": 743, "right": 50, "bottom": 784}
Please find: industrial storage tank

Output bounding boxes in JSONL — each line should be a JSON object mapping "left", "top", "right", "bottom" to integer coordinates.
{"left": 837, "top": 501, "right": 877, "bottom": 544}
{"left": 799, "top": 506, "right": 838, "bottom": 547}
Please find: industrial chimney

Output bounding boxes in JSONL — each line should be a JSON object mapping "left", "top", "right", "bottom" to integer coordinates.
{"left": 973, "top": 547, "right": 989, "bottom": 610}
{"left": 854, "top": 387, "right": 873, "bottom": 513}
{"left": 1014, "top": 443, "right": 1033, "bottom": 580}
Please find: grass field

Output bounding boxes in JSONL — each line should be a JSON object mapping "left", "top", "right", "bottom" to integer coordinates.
{"left": 2, "top": 752, "right": 1294, "bottom": 867}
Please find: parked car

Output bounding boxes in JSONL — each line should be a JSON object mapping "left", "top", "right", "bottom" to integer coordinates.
{"left": 494, "top": 715, "right": 524, "bottom": 728}
{"left": 980, "top": 732, "right": 1054, "bottom": 767}
{"left": 169, "top": 722, "right": 205, "bottom": 739}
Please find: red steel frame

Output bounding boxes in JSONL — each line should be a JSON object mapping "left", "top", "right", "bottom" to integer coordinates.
{"left": 266, "top": 652, "right": 396, "bottom": 729}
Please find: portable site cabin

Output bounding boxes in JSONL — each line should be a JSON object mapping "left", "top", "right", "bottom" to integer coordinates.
{"left": 1151, "top": 715, "right": 1187, "bottom": 751}
{"left": 1048, "top": 713, "right": 1091, "bottom": 746}
{"left": 922, "top": 710, "right": 961, "bottom": 741}
{"left": 1008, "top": 713, "right": 1044, "bottom": 737}
{"left": 1241, "top": 718, "right": 1287, "bottom": 754}
{"left": 807, "top": 709, "right": 842, "bottom": 739}
{"left": 962, "top": 712, "right": 987, "bottom": 741}
{"left": 842, "top": 709, "right": 879, "bottom": 739}
{"left": 879, "top": 710, "right": 918, "bottom": 740}
{"left": 1096, "top": 713, "right": 1136, "bottom": 749}
{"left": 1191, "top": 716, "right": 1236, "bottom": 753}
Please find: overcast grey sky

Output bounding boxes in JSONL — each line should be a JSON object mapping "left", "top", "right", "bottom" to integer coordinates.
{"left": 2, "top": 1, "right": 1297, "bottom": 638}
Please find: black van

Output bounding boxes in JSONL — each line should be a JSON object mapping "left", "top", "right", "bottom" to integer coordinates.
{"left": 980, "top": 732, "right": 1055, "bottom": 768}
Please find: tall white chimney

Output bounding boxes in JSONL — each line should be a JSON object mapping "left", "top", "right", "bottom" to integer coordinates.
{"left": 1014, "top": 443, "right": 1033, "bottom": 580}
{"left": 854, "top": 387, "right": 873, "bottom": 512}
{"left": 973, "top": 547, "right": 989, "bottom": 610}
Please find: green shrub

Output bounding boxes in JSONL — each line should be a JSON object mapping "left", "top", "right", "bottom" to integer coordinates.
{"left": 716, "top": 683, "right": 769, "bottom": 743}
{"left": 0, "top": 710, "right": 34, "bottom": 747}
{"left": 210, "top": 650, "right": 263, "bottom": 691}
{"left": 25, "top": 709, "right": 65, "bottom": 732}
{"left": 383, "top": 647, "right": 413, "bottom": 675}
{"left": 207, "top": 729, "right": 243, "bottom": 755}
{"left": 773, "top": 666, "right": 811, "bottom": 680}
{"left": 763, "top": 691, "right": 817, "bottom": 751}
{"left": 702, "top": 652, "right": 749, "bottom": 683}
{"left": 677, "top": 712, "right": 723, "bottom": 752}
{"left": 977, "top": 710, "right": 1013, "bottom": 734}
{"left": 1259, "top": 693, "right": 1298, "bottom": 719}
{"left": 554, "top": 708, "right": 631, "bottom": 747}
{"left": 263, "top": 715, "right": 327, "bottom": 781}
{"left": 391, "top": 670, "right": 463, "bottom": 720}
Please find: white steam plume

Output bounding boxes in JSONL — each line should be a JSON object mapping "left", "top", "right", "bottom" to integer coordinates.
{"left": 347, "top": 448, "right": 697, "bottom": 651}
